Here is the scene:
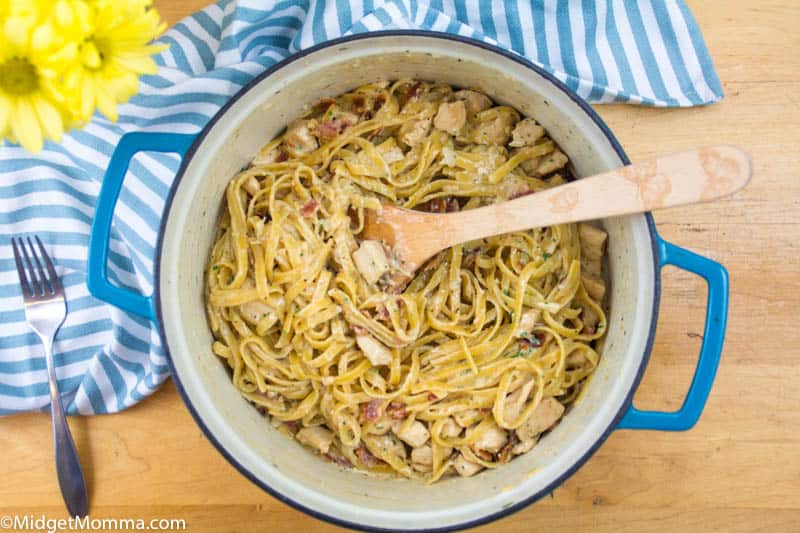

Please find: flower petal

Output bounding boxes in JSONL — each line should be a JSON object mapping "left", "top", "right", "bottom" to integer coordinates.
{"left": 81, "top": 42, "right": 101, "bottom": 70}
{"left": 4, "top": 16, "right": 31, "bottom": 49}
{"left": 12, "top": 98, "right": 43, "bottom": 153}
{"left": 80, "top": 76, "right": 95, "bottom": 121}
{"left": 33, "top": 96, "right": 63, "bottom": 143}
{"left": 31, "top": 23, "right": 54, "bottom": 54}
{"left": 115, "top": 54, "right": 159, "bottom": 75}
{"left": 54, "top": 0, "right": 75, "bottom": 28}
{"left": 47, "top": 42, "right": 78, "bottom": 67}
{"left": 0, "top": 94, "right": 10, "bottom": 137}
{"left": 95, "top": 84, "right": 117, "bottom": 122}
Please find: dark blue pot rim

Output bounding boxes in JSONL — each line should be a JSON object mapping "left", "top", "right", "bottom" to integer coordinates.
{"left": 153, "top": 30, "right": 661, "bottom": 533}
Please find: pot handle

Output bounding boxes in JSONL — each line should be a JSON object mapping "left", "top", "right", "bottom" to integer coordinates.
{"left": 87, "top": 132, "right": 197, "bottom": 322}
{"left": 617, "top": 237, "right": 729, "bottom": 431}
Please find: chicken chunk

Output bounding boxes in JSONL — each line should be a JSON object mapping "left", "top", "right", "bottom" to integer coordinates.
{"left": 242, "top": 176, "right": 261, "bottom": 196}
{"left": 441, "top": 417, "right": 463, "bottom": 439}
{"left": 433, "top": 101, "right": 467, "bottom": 135}
{"left": 454, "top": 89, "right": 493, "bottom": 116}
{"left": 517, "top": 397, "right": 565, "bottom": 442}
{"left": 454, "top": 454, "right": 483, "bottom": 477}
{"left": 470, "top": 107, "right": 519, "bottom": 145}
{"left": 565, "top": 350, "right": 588, "bottom": 368}
{"left": 518, "top": 309, "right": 541, "bottom": 332}
{"left": 411, "top": 443, "right": 453, "bottom": 472}
{"left": 502, "top": 377, "right": 536, "bottom": 424}
{"left": 364, "top": 433, "right": 407, "bottom": 460}
{"left": 393, "top": 420, "right": 430, "bottom": 448}
{"left": 578, "top": 223, "right": 607, "bottom": 262}
{"left": 472, "top": 421, "right": 507, "bottom": 454}
{"left": 499, "top": 176, "right": 532, "bottom": 200}
{"left": 378, "top": 138, "right": 405, "bottom": 164}
{"left": 352, "top": 240, "right": 390, "bottom": 285}
{"left": 282, "top": 119, "right": 318, "bottom": 157}
{"left": 397, "top": 117, "right": 432, "bottom": 148}
{"left": 535, "top": 149, "right": 568, "bottom": 175}
{"left": 411, "top": 445, "right": 433, "bottom": 472}
{"left": 512, "top": 437, "right": 537, "bottom": 455}
{"left": 582, "top": 305, "right": 600, "bottom": 334}
{"left": 411, "top": 444, "right": 432, "bottom": 466}
{"left": 239, "top": 300, "right": 275, "bottom": 326}
{"left": 582, "top": 274, "right": 606, "bottom": 302}
{"left": 356, "top": 334, "right": 393, "bottom": 367}
{"left": 296, "top": 426, "right": 334, "bottom": 454}
{"left": 509, "top": 118, "right": 546, "bottom": 147}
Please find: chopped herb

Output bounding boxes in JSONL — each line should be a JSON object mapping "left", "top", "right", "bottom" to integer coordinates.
{"left": 212, "top": 265, "right": 219, "bottom": 270}
{"left": 543, "top": 252, "right": 552, "bottom": 260}
{"left": 507, "top": 347, "right": 533, "bottom": 358}
{"left": 597, "top": 323, "right": 604, "bottom": 330}
{"left": 375, "top": 424, "right": 384, "bottom": 430}
{"left": 502, "top": 502, "right": 515, "bottom": 510}
{"left": 520, "top": 332, "right": 542, "bottom": 347}
{"left": 503, "top": 288, "right": 510, "bottom": 296}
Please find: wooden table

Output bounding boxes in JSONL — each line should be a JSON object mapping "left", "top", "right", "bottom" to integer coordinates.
{"left": 2, "top": 1, "right": 798, "bottom": 531}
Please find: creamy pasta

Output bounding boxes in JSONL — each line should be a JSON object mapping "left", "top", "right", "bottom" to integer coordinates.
{"left": 205, "top": 80, "right": 608, "bottom": 482}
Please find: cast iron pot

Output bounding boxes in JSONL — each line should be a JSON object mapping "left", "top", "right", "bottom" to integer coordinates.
{"left": 87, "top": 32, "right": 728, "bottom": 532}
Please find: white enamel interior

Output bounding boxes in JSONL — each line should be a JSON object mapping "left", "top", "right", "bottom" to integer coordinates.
{"left": 158, "top": 35, "right": 656, "bottom": 530}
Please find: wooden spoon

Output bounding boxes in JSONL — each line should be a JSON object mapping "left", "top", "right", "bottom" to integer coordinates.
{"left": 361, "top": 145, "right": 751, "bottom": 274}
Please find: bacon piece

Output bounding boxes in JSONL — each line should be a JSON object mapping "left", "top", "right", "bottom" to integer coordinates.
{"left": 315, "top": 115, "right": 356, "bottom": 141}
{"left": 313, "top": 97, "right": 336, "bottom": 114}
{"left": 496, "top": 432, "right": 519, "bottom": 464}
{"left": 300, "top": 198, "right": 319, "bottom": 218}
{"left": 518, "top": 332, "right": 545, "bottom": 350}
{"left": 325, "top": 452, "right": 353, "bottom": 468}
{"left": 375, "top": 305, "right": 390, "bottom": 322}
{"left": 356, "top": 444, "right": 378, "bottom": 467}
{"left": 509, "top": 188, "right": 533, "bottom": 200}
{"left": 423, "top": 196, "right": 460, "bottom": 213}
{"left": 352, "top": 96, "right": 367, "bottom": 114}
{"left": 361, "top": 399, "right": 382, "bottom": 422}
{"left": 462, "top": 248, "right": 479, "bottom": 269}
{"left": 406, "top": 81, "right": 424, "bottom": 99}
{"left": 386, "top": 401, "right": 408, "bottom": 420}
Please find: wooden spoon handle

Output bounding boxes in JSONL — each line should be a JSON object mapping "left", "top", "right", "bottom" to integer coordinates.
{"left": 446, "top": 145, "right": 751, "bottom": 243}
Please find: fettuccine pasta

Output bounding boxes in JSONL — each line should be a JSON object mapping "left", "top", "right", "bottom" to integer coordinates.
{"left": 205, "top": 80, "right": 608, "bottom": 482}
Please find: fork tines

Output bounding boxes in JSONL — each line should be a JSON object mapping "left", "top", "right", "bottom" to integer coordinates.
{"left": 11, "top": 236, "right": 62, "bottom": 299}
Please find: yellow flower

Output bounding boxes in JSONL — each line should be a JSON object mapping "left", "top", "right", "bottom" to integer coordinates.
{"left": 0, "top": 1, "right": 78, "bottom": 152}
{"left": 0, "top": 0, "right": 166, "bottom": 152}
{"left": 63, "top": 0, "right": 167, "bottom": 123}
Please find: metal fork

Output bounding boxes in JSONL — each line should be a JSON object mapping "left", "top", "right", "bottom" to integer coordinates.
{"left": 11, "top": 236, "right": 88, "bottom": 517}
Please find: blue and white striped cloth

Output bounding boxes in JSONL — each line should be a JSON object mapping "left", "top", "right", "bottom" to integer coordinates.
{"left": 0, "top": 0, "right": 722, "bottom": 415}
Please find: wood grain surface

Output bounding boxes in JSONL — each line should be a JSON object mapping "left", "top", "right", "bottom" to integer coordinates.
{"left": 1, "top": 1, "right": 798, "bottom": 531}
